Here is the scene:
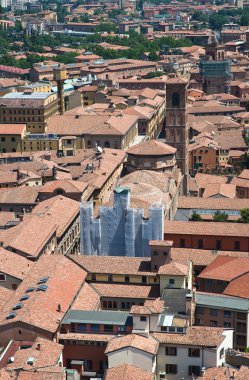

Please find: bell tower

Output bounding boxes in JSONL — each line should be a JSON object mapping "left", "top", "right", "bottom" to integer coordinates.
{"left": 165, "top": 77, "right": 188, "bottom": 195}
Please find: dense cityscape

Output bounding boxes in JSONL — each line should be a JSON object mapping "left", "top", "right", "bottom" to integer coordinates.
{"left": 0, "top": 0, "right": 249, "bottom": 379}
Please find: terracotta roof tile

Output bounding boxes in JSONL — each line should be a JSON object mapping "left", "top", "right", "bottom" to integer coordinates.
{"left": 5, "top": 337, "right": 63, "bottom": 371}
{"left": 223, "top": 272, "right": 249, "bottom": 298}
{"left": 194, "top": 173, "right": 228, "bottom": 188}
{"left": 178, "top": 196, "right": 249, "bottom": 210}
{"left": 71, "top": 282, "right": 100, "bottom": 311}
{"left": 0, "top": 287, "right": 13, "bottom": 310}
{"left": 0, "top": 247, "right": 33, "bottom": 279}
{"left": 105, "top": 334, "right": 158, "bottom": 355}
{"left": 32, "top": 195, "right": 80, "bottom": 238}
{"left": 0, "top": 124, "right": 26, "bottom": 135}
{"left": 199, "top": 256, "right": 249, "bottom": 281}
{"left": 0, "top": 186, "right": 39, "bottom": 205}
{"left": 153, "top": 326, "right": 226, "bottom": 347}
{"left": 158, "top": 261, "right": 188, "bottom": 276}
{"left": 202, "top": 183, "right": 236, "bottom": 198}
{"left": 73, "top": 255, "right": 154, "bottom": 276}
{"left": 131, "top": 298, "right": 164, "bottom": 315}
{"left": 39, "top": 179, "right": 88, "bottom": 194}
{"left": 127, "top": 140, "right": 176, "bottom": 156}
{"left": 0, "top": 254, "right": 86, "bottom": 333}
{"left": 164, "top": 221, "right": 249, "bottom": 237}
{"left": 91, "top": 283, "right": 157, "bottom": 299}
{"left": 59, "top": 332, "right": 113, "bottom": 342}
{"left": 105, "top": 364, "right": 153, "bottom": 380}
{"left": 171, "top": 248, "right": 249, "bottom": 267}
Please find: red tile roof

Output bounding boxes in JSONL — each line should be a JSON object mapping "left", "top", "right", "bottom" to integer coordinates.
{"left": 223, "top": 272, "right": 249, "bottom": 299}
{"left": 0, "top": 254, "right": 87, "bottom": 334}
{"left": 105, "top": 334, "right": 158, "bottom": 355}
{"left": 164, "top": 221, "right": 249, "bottom": 237}
{"left": 105, "top": 364, "right": 153, "bottom": 380}
{"left": 153, "top": 326, "right": 226, "bottom": 347}
{"left": 127, "top": 139, "right": 176, "bottom": 156}
{"left": 158, "top": 261, "right": 188, "bottom": 276}
{"left": 198, "top": 256, "right": 249, "bottom": 281}
{"left": 0, "top": 124, "right": 26, "bottom": 135}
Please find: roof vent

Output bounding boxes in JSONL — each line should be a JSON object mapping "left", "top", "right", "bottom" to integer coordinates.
{"left": 7, "top": 357, "right": 14, "bottom": 364}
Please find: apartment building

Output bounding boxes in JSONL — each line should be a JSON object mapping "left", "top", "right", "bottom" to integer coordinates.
{"left": 0, "top": 124, "right": 26, "bottom": 153}
{"left": 153, "top": 327, "right": 233, "bottom": 379}
{"left": 195, "top": 292, "right": 249, "bottom": 350}
{"left": 47, "top": 113, "right": 138, "bottom": 150}
{"left": 0, "top": 91, "right": 58, "bottom": 133}
{"left": 0, "top": 195, "right": 81, "bottom": 258}
{"left": 80, "top": 59, "right": 160, "bottom": 81}
{"left": 164, "top": 221, "right": 249, "bottom": 252}
{"left": 175, "top": 197, "right": 249, "bottom": 222}
{"left": 188, "top": 133, "right": 220, "bottom": 175}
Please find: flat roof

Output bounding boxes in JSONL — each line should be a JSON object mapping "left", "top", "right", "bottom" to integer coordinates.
{"left": 3, "top": 92, "right": 54, "bottom": 99}
{"left": 196, "top": 292, "right": 249, "bottom": 311}
{"left": 62, "top": 310, "right": 131, "bottom": 325}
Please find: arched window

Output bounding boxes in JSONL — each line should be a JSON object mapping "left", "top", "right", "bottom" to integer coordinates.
{"left": 172, "top": 93, "right": 180, "bottom": 108}
{"left": 56, "top": 189, "right": 64, "bottom": 195}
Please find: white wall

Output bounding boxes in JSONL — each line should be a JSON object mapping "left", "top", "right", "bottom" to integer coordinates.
{"left": 132, "top": 316, "right": 150, "bottom": 332}
{"left": 132, "top": 314, "right": 160, "bottom": 333}
{"left": 160, "top": 275, "right": 185, "bottom": 294}
{"left": 157, "top": 343, "right": 219, "bottom": 380}
{"left": 107, "top": 347, "right": 154, "bottom": 373}
{"left": 216, "top": 329, "right": 234, "bottom": 366}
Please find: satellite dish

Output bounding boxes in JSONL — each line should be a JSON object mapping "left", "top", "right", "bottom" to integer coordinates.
{"left": 97, "top": 146, "right": 103, "bottom": 153}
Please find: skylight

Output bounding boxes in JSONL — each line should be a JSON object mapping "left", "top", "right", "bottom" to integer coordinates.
{"left": 36, "top": 284, "right": 48, "bottom": 292}
{"left": 20, "top": 295, "right": 29, "bottom": 301}
{"left": 25, "top": 287, "right": 35, "bottom": 293}
{"left": 6, "top": 312, "right": 16, "bottom": 320}
{"left": 38, "top": 277, "right": 49, "bottom": 284}
{"left": 12, "top": 303, "right": 23, "bottom": 311}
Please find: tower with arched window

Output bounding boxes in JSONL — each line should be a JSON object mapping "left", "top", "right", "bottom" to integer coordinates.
{"left": 165, "top": 77, "right": 189, "bottom": 195}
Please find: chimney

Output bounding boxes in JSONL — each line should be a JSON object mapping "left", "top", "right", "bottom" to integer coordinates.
{"left": 36, "top": 343, "right": 41, "bottom": 351}
{"left": 57, "top": 304, "right": 61, "bottom": 312}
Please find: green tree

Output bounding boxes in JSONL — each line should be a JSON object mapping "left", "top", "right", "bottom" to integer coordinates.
{"left": 240, "top": 153, "right": 249, "bottom": 169}
{"left": 240, "top": 14, "right": 249, "bottom": 26}
{"left": 190, "top": 212, "right": 202, "bottom": 221}
{"left": 192, "top": 11, "right": 208, "bottom": 23}
{"left": 213, "top": 211, "right": 228, "bottom": 222}
{"left": 209, "top": 14, "right": 228, "bottom": 30}
{"left": 238, "top": 208, "right": 249, "bottom": 223}
{"left": 147, "top": 51, "right": 158, "bottom": 61}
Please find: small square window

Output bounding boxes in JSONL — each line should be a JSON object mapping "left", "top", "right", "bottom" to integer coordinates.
{"left": 140, "top": 316, "right": 147, "bottom": 322}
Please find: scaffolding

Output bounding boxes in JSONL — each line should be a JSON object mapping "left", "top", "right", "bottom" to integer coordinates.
{"left": 199, "top": 59, "right": 231, "bottom": 79}
{"left": 80, "top": 187, "right": 164, "bottom": 257}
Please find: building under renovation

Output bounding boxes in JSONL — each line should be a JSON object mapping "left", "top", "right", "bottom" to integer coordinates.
{"left": 199, "top": 33, "right": 232, "bottom": 94}
{"left": 80, "top": 186, "right": 164, "bottom": 257}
